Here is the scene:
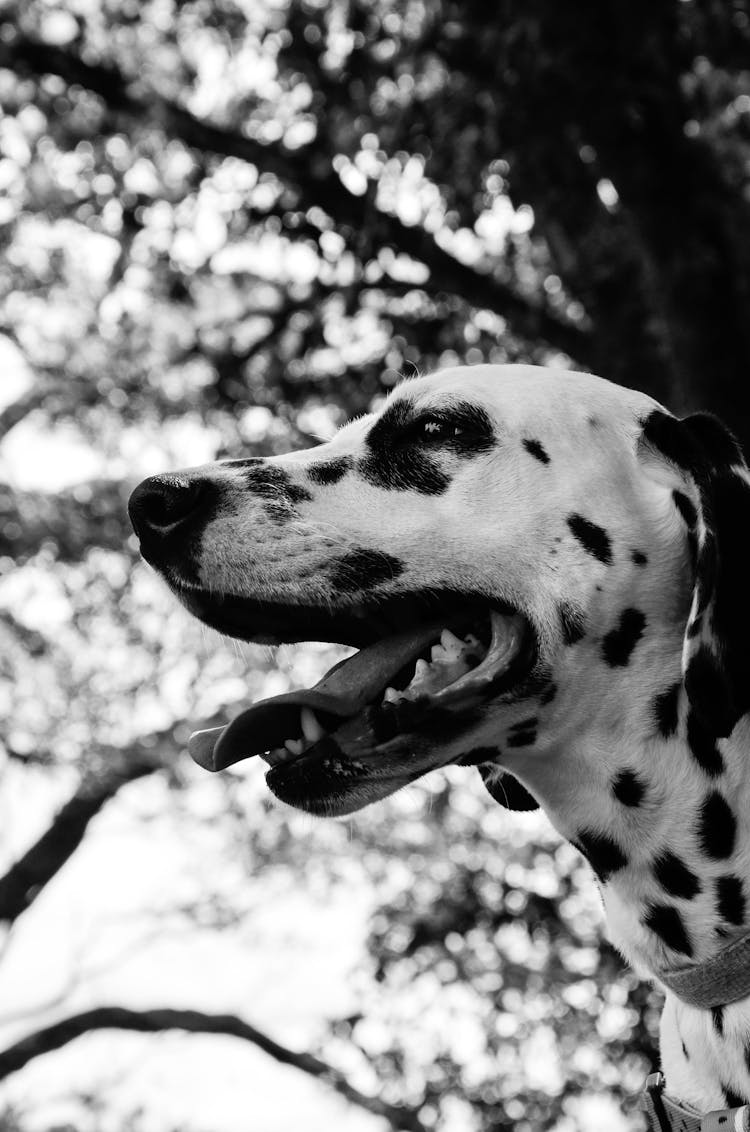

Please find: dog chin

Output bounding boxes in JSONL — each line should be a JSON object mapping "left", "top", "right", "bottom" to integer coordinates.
{"left": 266, "top": 765, "right": 420, "bottom": 817}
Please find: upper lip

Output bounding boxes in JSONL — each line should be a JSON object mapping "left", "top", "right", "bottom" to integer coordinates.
{"left": 174, "top": 585, "right": 504, "bottom": 649}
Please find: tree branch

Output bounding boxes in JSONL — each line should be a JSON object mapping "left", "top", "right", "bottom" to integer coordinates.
{"left": 0, "top": 1006, "right": 429, "bottom": 1131}
{"left": 0, "top": 326, "right": 75, "bottom": 442}
{"left": 0, "top": 481, "right": 132, "bottom": 561}
{"left": 0, "top": 735, "right": 175, "bottom": 925}
{"left": 0, "top": 28, "right": 593, "bottom": 365}
{"left": 0, "top": 384, "right": 49, "bottom": 442}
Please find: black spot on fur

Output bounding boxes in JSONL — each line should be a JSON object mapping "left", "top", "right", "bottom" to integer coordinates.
{"left": 566, "top": 513, "right": 613, "bottom": 565}
{"left": 686, "top": 710, "right": 724, "bottom": 776}
{"left": 643, "top": 904, "right": 693, "bottom": 957}
{"left": 631, "top": 550, "right": 648, "bottom": 566}
{"left": 699, "top": 792, "right": 737, "bottom": 859}
{"left": 602, "top": 608, "right": 646, "bottom": 667}
{"left": 641, "top": 408, "right": 743, "bottom": 481}
{"left": 328, "top": 549, "right": 404, "bottom": 593}
{"left": 712, "top": 1005, "right": 725, "bottom": 1037}
{"left": 360, "top": 400, "right": 494, "bottom": 495}
{"left": 640, "top": 410, "right": 702, "bottom": 473}
{"left": 242, "top": 465, "right": 313, "bottom": 514}
{"left": 654, "top": 682, "right": 680, "bottom": 738}
{"left": 522, "top": 438, "right": 550, "bottom": 465}
{"left": 506, "top": 717, "right": 538, "bottom": 748}
{"left": 673, "top": 490, "right": 698, "bottom": 529}
{"left": 244, "top": 465, "right": 312, "bottom": 503}
{"left": 540, "top": 682, "right": 557, "bottom": 706}
{"left": 612, "top": 769, "right": 646, "bottom": 807}
{"left": 517, "top": 664, "right": 555, "bottom": 704}
{"left": 360, "top": 402, "right": 449, "bottom": 494}
{"left": 685, "top": 646, "right": 727, "bottom": 732}
{"left": 653, "top": 851, "right": 701, "bottom": 900}
{"left": 576, "top": 830, "right": 628, "bottom": 881}
{"left": 307, "top": 457, "right": 353, "bottom": 485}
{"left": 359, "top": 450, "right": 449, "bottom": 495}
{"left": 559, "top": 602, "right": 586, "bottom": 645}
{"left": 510, "top": 716, "right": 537, "bottom": 732}
{"left": 477, "top": 766, "right": 539, "bottom": 811}
{"left": 643, "top": 410, "right": 750, "bottom": 737}
{"left": 681, "top": 1040, "right": 689, "bottom": 1060}
{"left": 723, "top": 1084, "right": 747, "bottom": 1108}
{"left": 506, "top": 727, "right": 537, "bottom": 748}
{"left": 693, "top": 474, "right": 750, "bottom": 737}
{"left": 717, "top": 875, "right": 746, "bottom": 926}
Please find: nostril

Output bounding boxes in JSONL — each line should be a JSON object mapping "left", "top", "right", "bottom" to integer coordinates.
{"left": 128, "top": 476, "right": 209, "bottom": 536}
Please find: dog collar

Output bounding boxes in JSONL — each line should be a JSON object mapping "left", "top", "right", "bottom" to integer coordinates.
{"left": 643, "top": 1072, "right": 750, "bottom": 1132}
{"left": 656, "top": 931, "right": 750, "bottom": 1010}
{"left": 643, "top": 938, "right": 750, "bottom": 1129}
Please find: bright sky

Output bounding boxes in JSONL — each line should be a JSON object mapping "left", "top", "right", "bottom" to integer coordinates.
{"left": 0, "top": 768, "right": 381, "bottom": 1132}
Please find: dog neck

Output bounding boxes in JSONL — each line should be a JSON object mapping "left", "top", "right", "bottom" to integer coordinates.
{"left": 537, "top": 702, "right": 750, "bottom": 979}
{"left": 507, "top": 630, "right": 750, "bottom": 1113}
{"left": 603, "top": 707, "right": 750, "bottom": 1114}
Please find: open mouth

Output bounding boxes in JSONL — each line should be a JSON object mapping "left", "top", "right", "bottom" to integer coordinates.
{"left": 180, "top": 588, "right": 537, "bottom": 816}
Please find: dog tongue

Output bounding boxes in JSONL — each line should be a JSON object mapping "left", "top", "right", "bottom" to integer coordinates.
{"left": 188, "top": 618, "right": 452, "bottom": 772}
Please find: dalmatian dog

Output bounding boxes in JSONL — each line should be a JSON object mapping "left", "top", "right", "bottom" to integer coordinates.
{"left": 129, "top": 364, "right": 750, "bottom": 1120}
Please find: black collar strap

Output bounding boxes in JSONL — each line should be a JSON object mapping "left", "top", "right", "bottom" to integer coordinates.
{"left": 643, "top": 1072, "right": 750, "bottom": 1132}
{"left": 657, "top": 933, "right": 750, "bottom": 1009}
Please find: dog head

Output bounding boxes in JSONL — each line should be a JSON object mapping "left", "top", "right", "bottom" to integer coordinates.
{"left": 128, "top": 364, "right": 748, "bottom": 818}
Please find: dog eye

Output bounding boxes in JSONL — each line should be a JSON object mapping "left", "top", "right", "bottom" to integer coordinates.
{"left": 419, "top": 418, "right": 463, "bottom": 442}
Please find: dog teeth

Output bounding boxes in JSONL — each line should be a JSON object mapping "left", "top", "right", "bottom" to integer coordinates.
{"left": 440, "top": 629, "right": 466, "bottom": 657}
{"left": 384, "top": 628, "right": 490, "bottom": 707}
{"left": 284, "top": 738, "right": 304, "bottom": 756}
{"left": 300, "top": 707, "right": 325, "bottom": 742}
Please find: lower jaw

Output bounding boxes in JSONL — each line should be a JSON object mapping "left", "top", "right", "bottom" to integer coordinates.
{"left": 263, "top": 718, "right": 451, "bottom": 816}
{"left": 266, "top": 767, "right": 418, "bottom": 817}
{"left": 264, "top": 643, "right": 544, "bottom": 817}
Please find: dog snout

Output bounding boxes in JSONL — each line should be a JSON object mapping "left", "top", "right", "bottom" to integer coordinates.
{"left": 128, "top": 474, "right": 216, "bottom": 540}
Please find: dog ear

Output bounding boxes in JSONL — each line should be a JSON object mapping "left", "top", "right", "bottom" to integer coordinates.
{"left": 639, "top": 409, "right": 750, "bottom": 737}
{"left": 477, "top": 766, "right": 539, "bottom": 811}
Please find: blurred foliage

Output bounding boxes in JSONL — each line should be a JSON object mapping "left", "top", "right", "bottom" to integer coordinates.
{"left": 3, "top": 0, "right": 750, "bottom": 1128}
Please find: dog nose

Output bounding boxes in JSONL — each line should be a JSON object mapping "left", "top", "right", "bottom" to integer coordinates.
{"left": 128, "top": 475, "right": 211, "bottom": 538}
